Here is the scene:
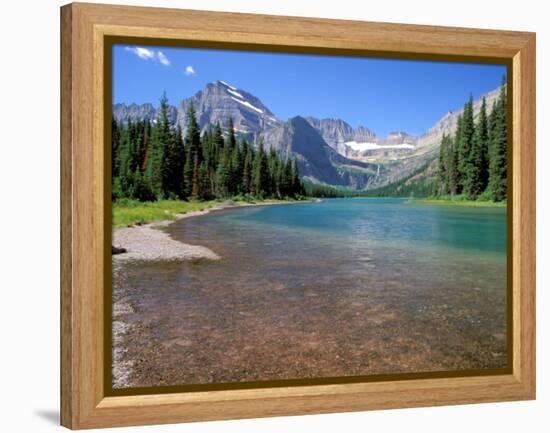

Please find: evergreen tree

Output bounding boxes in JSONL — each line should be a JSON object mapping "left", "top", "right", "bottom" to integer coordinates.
{"left": 267, "top": 147, "right": 280, "bottom": 197}
{"left": 452, "top": 114, "right": 463, "bottom": 192}
{"left": 291, "top": 158, "right": 303, "bottom": 196}
{"left": 140, "top": 121, "right": 151, "bottom": 171}
{"left": 210, "top": 123, "right": 228, "bottom": 196}
{"left": 229, "top": 144, "right": 243, "bottom": 195}
{"left": 145, "top": 111, "right": 165, "bottom": 199}
{"left": 174, "top": 126, "right": 186, "bottom": 196}
{"left": 111, "top": 118, "right": 121, "bottom": 179}
{"left": 182, "top": 156, "right": 193, "bottom": 198}
{"left": 197, "top": 161, "right": 212, "bottom": 200}
{"left": 131, "top": 168, "right": 154, "bottom": 201}
{"left": 117, "top": 119, "right": 137, "bottom": 198}
{"left": 242, "top": 144, "right": 253, "bottom": 194}
{"left": 183, "top": 103, "right": 202, "bottom": 198}
{"left": 457, "top": 95, "right": 475, "bottom": 192}
{"left": 463, "top": 97, "right": 489, "bottom": 197}
{"left": 212, "top": 122, "right": 224, "bottom": 152}
{"left": 215, "top": 153, "right": 231, "bottom": 197}
{"left": 157, "top": 94, "right": 183, "bottom": 198}
{"left": 227, "top": 118, "right": 237, "bottom": 151}
{"left": 488, "top": 81, "right": 508, "bottom": 201}
{"left": 201, "top": 129, "right": 217, "bottom": 194}
{"left": 252, "top": 140, "right": 269, "bottom": 197}
{"left": 279, "top": 158, "right": 293, "bottom": 197}
{"left": 226, "top": 121, "right": 242, "bottom": 195}
{"left": 437, "top": 133, "right": 450, "bottom": 195}
{"left": 112, "top": 177, "right": 123, "bottom": 201}
{"left": 446, "top": 137, "right": 459, "bottom": 195}
{"left": 478, "top": 98, "right": 490, "bottom": 191}
{"left": 201, "top": 130, "right": 214, "bottom": 170}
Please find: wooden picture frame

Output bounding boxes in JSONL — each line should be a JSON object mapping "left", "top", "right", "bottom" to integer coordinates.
{"left": 60, "top": 2, "right": 536, "bottom": 429}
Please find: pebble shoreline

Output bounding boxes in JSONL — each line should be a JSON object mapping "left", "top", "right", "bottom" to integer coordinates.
{"left": 112, "top": 208, "right": 224, "bottom": 262}
{"left": 112, "top": 201, "right": 304, "bottom": 262}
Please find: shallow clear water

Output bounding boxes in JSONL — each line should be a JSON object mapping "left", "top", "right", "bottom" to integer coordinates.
{"left": 113, "top": 198, "right": 507, "bottom": 388}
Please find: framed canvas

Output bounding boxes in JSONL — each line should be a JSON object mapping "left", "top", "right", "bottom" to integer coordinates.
{"left": 60, "top": 2, "right": 536, "bottom": 429}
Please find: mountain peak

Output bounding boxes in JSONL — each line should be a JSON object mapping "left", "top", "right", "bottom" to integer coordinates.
{"left": 289, "top": 115, "right": 309, "bottom": 125}
{"left": 174, "top": 80, "right": 280, "bottom": 139}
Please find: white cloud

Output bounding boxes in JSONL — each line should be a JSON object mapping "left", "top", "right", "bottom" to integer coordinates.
{"left": 125, "top": 46, "right": 170, "bottom": 66}
{"left": 125, "top": 46, "right": 155, "bottom": 60}
{"left": 157, "top": 51, "right": 170, "bottom": 66}
{"left": 185, "top": 65, "right": 196, "bottom": 76}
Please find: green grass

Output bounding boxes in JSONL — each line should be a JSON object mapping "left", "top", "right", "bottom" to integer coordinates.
{"left": 112, "top": 197, "right": 304, "bottom": 228}
{"left": 112, "top": 199, "right": 219, "bottom": 228}
{"left": 410, "top": 195, "right": 507, "bottom": 208}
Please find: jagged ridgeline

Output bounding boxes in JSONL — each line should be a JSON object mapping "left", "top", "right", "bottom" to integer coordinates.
{"left": 435, "top": 80, "right": 508, "bottom": 201}
{"left": 113, "top": 80, "right": 505, "bottom": 199}
{"left": 111, "top": 94, "right": 304, "bottom": 202}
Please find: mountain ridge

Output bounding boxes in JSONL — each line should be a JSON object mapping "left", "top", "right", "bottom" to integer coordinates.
{"left": 112, "top": 81, "right": 500, "bottom": 190}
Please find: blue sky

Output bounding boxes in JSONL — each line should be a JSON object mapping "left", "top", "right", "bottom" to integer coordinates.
{"left": 113, "top": 44, "right": 506, "bottom": 137}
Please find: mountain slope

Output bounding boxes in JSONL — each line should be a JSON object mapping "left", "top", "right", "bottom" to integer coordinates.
{"left": 262, "top": 116, "right": 383, "bottom": 188}
{"left": 304, "top": 117, "right": 359, "bottom": 155}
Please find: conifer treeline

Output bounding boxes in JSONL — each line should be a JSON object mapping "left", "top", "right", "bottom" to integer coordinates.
{"left": 112, "top": 94, "right": 304, "bottom": 201}
{"left": 436, "top": 80, "right": 508, "bottom": 201}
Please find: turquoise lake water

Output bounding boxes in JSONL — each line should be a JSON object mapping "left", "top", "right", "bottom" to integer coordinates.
{"left": 113, "top": 198, "right": 508, "bottom": 388}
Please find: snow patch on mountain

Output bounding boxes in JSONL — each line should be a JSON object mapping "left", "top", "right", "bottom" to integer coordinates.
{"left": 219, "top": 80, "right": 237, "bottom": 90}
{"left": 345, "top": 141, "right": 415, "bottom": 151}
{"left": 230, "top": 96, "right": 264, "bottom": 114}
{"left": 227, "top": 88, "right": 245, "bottom": 99}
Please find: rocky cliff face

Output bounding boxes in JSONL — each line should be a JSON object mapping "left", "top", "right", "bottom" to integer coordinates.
{"left": 354, "top": 126, "right": 378, "bottom": 143}
{"left": 304, "top": 117, "right": 357, "bottom": 154}
{"left": 304, "top": 117, "right": 379, "bottom": 156}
